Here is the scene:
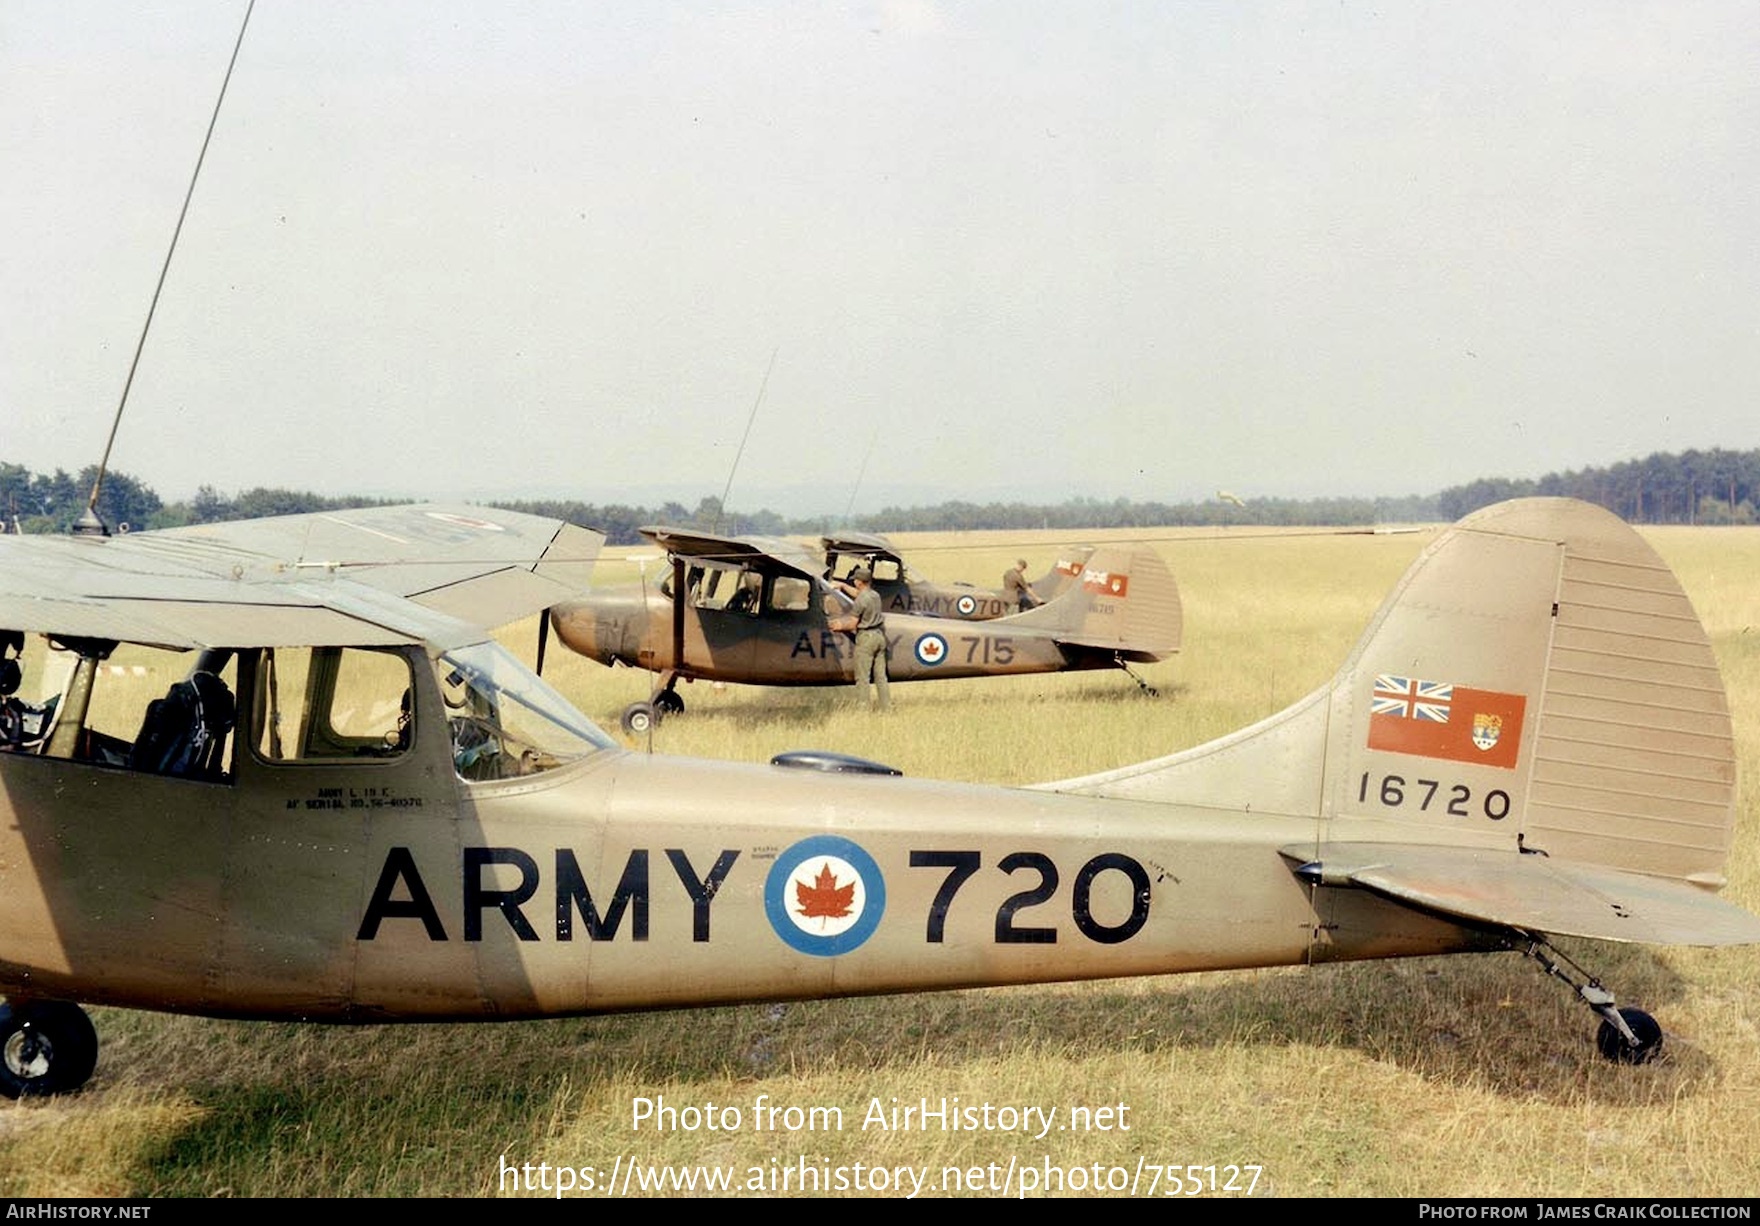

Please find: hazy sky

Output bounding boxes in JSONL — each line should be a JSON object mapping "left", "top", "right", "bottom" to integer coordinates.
{"left": 3, "top": 2, "right": 1756, "bottom": 514}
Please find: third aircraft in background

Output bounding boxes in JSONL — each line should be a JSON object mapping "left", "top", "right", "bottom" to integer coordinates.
{"left": 820, "top": 531, "right": 1095, "bottom": 620}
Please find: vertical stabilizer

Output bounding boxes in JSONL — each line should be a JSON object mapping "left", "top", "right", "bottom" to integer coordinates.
{"left": 1006, "top": 542, "right": 1183, "bottom": 660}
{"left": 1043, "top": 499, "right": 1735, "bottom": 888}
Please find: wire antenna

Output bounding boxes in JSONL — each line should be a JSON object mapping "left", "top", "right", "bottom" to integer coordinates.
{"left": 839, "top": 424, "right": 879, "bottom": 528}
{"left": 711, "top": 346, "right": 778, "bottom": 533}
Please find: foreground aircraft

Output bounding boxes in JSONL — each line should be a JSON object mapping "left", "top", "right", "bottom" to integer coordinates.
{"left": 821, "top": 531, "right": 1095, "bottom": 620}
{"left": 0, "top": 497, "right": 1756, "bottom": 1097}
{"left": 551, "top": 526, "right": 1182, "bottom": 732}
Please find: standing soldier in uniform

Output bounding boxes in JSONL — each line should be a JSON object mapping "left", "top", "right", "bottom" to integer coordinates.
{"left": 830, "top": 566, "right": 890, "bottom": 711}
{"left": 1003, "top": 559, "right": 1042, "bottom": 611}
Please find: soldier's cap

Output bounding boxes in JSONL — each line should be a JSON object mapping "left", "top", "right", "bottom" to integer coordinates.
{"left": 851, "top": 566, "right": 872, "bottom": 582}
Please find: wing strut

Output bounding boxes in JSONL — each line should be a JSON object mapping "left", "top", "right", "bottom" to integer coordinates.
{"left": 670, "top": 555, "right": 687, "bottom": 677}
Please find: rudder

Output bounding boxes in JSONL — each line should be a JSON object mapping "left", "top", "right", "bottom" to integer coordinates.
{"left": 1045, "top": 499, "right": 1736, "bottom": 891}
{"left": 1006, "top": 542, "right": 1182, "bottom": 661}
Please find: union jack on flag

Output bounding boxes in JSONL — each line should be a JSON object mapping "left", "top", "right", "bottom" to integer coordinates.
{"left": 1371, "top": 675, "right": 1453, "bottom": 722}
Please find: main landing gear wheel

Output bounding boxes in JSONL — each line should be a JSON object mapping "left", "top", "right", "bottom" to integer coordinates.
{"left": 1595, "top": 1006, "right": 1663, "bottom": 1065}
{"left": 654, "top": 690, "right": 685, "bottom": 716}
{"left": 0, "top": 1001, "right": 98, "bottom": 1097}
{"left": 620, "top": 701, "right": 658, "bottom": 736}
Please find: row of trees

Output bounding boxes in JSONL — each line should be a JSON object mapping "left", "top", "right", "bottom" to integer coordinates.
{"left": 0, "top": 463, "right": 163, "bottom": 534}
{"left": 0, "top": 464, "right": 394, "bottom": 535}
{"left": 1434, "top": 448, "right": 1760, "bottom": 525}
{"left": 854, "top": 494, "right": 1440, "bottom": 534}
{"left": 5, "top": 448, "right": 1757, "bottom": 543}
{"left": 472, "top": 451, "right": 1760, "bottom": 540}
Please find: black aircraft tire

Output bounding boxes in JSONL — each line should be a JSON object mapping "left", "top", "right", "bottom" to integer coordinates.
{"left": 0, "top": 1001, "right": 99, "bottom": 1097}
{"left": 655, "top": 691, "right": 685, "bottom": 716}
{"left": 621, "top": 702, "right": 659, "bottom": 736}
{"left": 1595, "top": 1007, "right": 1664, "bottom": 1065}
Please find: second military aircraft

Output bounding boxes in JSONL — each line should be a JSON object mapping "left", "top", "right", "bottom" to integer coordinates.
{"left": 549, "top": 526, "right": 1183, "bottom": 731}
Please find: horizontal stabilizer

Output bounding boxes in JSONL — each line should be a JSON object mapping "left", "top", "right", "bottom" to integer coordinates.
{"left": 1007, "top": 542, "right": 1182, "bottom": 660}
{"left": 1283, "top": 842, "right": 1760, "bottom": 946}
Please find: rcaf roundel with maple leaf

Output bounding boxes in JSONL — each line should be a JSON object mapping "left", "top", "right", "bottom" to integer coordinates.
{"left": 764, "top": 836, "right": 887, "bottom": 956}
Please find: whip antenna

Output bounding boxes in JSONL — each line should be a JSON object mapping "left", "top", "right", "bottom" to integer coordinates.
{"left": 77, "top": 0, "right": 256, "bottom": 536}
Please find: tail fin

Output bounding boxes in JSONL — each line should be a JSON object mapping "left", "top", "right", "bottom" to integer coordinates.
{"left": 1007, "top": 542, "right": 1182, "bottom": 661}
{"left": 1046, "top": 499, "right": 1737, "bottom": 892}
{"left": 1027, "top": 546, "right": 1098, "bottom": 604}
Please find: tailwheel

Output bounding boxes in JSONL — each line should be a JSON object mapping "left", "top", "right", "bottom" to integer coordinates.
{"left": 1114, "top": 654, "right": 1159, "bottom": 697}
{"left": 1595, "top": 1007, "right": 1663, "bottom": 1065}
{"left": 1518, "top": 936, "right": 1665, "bottom": 1065}
{"left": 654, "top": 689, "right": 685, "bottom": 716}
{"left": 620, "top": 701, "right": 658, "bottom": 736}
{"left": 0, "top": 1001, "right": 98, "bottom": 1097}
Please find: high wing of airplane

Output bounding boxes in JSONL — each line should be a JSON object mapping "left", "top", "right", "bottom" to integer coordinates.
{"left": 820, "top": 530, "right": 1097, "bottom": 620}
{"left": 550, "top": 525, "right": 1182, "bottom": 732}
{"left": 0, "top": 496, "right": 1756, "bottom": 1099}
{"left": 0, "top": 505, "right": 602, "bottom": 648}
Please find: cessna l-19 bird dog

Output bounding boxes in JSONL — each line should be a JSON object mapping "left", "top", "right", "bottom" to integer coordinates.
{"left": 0, "top": 497, "right": 1756, "bottom": 1096}
{"left": 821, "top": 531, "right": 1095, "bottom": 620}
{"left": 552, "top": 526, "right": 1181, "bottom": 732}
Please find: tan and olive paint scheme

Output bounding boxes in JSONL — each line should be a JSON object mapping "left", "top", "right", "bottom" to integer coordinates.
{"left": 551, "top": 526, "right": 1182, "bottom": 732}
{"left": 820, "top": 531, "right": 1096, "bottom": 620}
{"left": 0, "top": 497, "right": 1757, "bottom": 1096}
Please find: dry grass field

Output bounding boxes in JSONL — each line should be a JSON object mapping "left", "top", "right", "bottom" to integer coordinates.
{"left": 2, "top": 522, "right": 1757, "bottom": 1198}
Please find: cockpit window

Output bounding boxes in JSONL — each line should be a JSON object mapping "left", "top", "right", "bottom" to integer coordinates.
{"left": 2, "top": 636, "right": 238, "bottom": 782}
{"left": 690, "top": 563, "right": 763, "bottom": 615}
{"left": 437, "top": 641, "right": 613, "bottom": 782}
{"left": 1, "top": 635, "right": 74, "bottom": 756}
{"left": 769, "top": 576, "right": 811, "bottom": 612}
{"left": 256, "top": 646, "right": 411, "bottom": 762}
{"left": 832, "top": 553, "right": 901, "bottom": 584}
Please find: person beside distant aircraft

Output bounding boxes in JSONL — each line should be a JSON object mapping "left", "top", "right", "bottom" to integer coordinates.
{"left": 829, "top": 566, "right": 890, "bottom": 711}
{"left": 1003, "top": 559, "right": 1042, "bottom": 611}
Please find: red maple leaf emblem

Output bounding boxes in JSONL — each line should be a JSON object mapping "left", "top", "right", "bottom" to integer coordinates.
{"left": 795, "top": 862, "right": 856, "bottom": 921}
